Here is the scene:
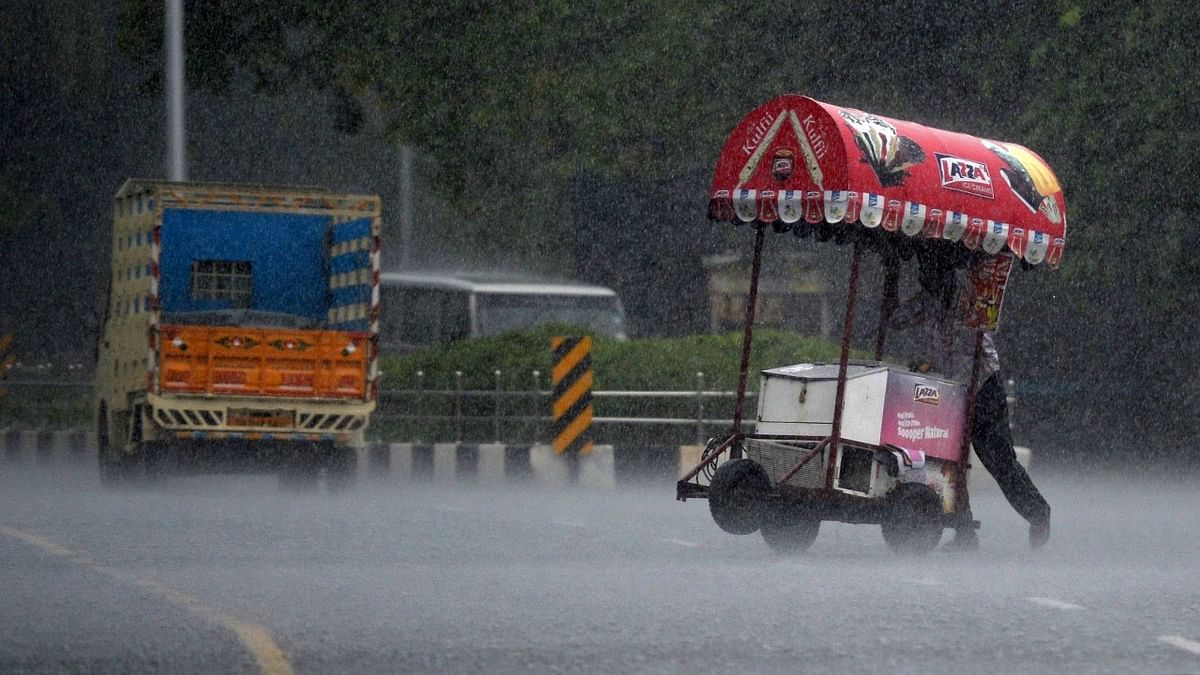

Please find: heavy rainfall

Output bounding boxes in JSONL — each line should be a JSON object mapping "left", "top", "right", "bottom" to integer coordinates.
{"left": 2, "top": 2, "right": 1199, "bottom": 673}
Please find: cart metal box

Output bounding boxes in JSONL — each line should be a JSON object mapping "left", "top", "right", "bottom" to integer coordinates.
{"left": 748, "top": 362, "right": 967, "bottom": 504}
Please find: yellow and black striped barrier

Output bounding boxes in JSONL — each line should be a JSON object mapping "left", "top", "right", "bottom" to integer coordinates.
{"left": 551, "top": 336, "right": 593, "bottom": 456}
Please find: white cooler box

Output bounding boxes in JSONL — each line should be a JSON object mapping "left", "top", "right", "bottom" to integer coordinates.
{"left": 746, "top": 362, "right": 968, "bottom": 507}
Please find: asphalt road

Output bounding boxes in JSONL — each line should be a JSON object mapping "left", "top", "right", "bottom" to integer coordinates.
{"left": 1, "top": 459, "right": 1199, "bottom": 674}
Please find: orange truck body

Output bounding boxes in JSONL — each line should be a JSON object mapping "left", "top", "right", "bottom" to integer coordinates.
{"left": 158, "top": 325, "right": 370, "bottom": 400}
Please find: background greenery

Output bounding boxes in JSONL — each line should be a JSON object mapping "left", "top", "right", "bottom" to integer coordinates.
{"left": 375, "top": 325, "right": 872, "bottom": 446}
{"left": 2, "top": 1, "right": 1196, "bottom": 460}
{"left": 115, "top": 0, "right": 1200, "bottom": 453}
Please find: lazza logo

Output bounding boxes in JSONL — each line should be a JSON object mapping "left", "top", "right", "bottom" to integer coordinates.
{"left": 914, "top": 384, "right": 940, "bottom": 405}
{"left": 936, "top": 154, "right": 994, "bottom": 199}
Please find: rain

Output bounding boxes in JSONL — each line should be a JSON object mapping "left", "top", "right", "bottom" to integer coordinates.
{"left": 2, "top": 2, "right": 1199, "bottom": 672}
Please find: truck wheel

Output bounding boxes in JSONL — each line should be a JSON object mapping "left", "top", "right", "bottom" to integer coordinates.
{"left": 98, "top": 408, "right": 138, "bottom": 487}
{"left": 97, "top": 408, "right": 120, "bottom": 485}
{"left": 708, "top": 459, "right": 769, "bottom": 535}
{"left": 323, "top": 446, "right": 358, "bottom": 493}
{"left": 881, "top": 482, "right": 944, "bottom": 555}
{"left": 760, "top": 505, "right": 820, "bottom": 554}
{"left": 99, "top": 457, "right": 134, "bottom": 486}
{"left": 141, "top": 441, "right": 168, "bottom": 484}
{"left": 279, "top": 442, "right": 321, "bottom": 492}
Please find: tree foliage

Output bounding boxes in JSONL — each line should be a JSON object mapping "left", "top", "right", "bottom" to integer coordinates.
{"left": 117, "top": 0, "right": 1200, "bottom": 446}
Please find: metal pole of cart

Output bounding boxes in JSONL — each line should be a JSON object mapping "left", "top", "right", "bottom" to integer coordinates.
{"left": 826, "top": 239, "right": 864, "bottom": 488}
{"left": 730, "top": 224, "right": 767, "bottom": 458}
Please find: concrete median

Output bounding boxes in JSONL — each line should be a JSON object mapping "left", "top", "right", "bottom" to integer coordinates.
{"left": 1, "top": 428, "right": 95, "bottom": 467}
{"left": 364, "top": 442, "right": 619, "bottom": 489}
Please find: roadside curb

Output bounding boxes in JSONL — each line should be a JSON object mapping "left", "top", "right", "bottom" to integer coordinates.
{"left": 0, "top": 430, "right": 657, "bottom": 488}
{"left": 1, "top": 428, "right": 95, "bottom": 466}
{"left": 0, "top": 431, "right": 1030, "bottom": 490}
{"left": 362, "top": 442, "right": 619, "bottom": 489}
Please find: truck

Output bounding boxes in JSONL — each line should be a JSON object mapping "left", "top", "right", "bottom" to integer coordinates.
{"left": 95, "top": 180, "right": 381, "bottom": 488}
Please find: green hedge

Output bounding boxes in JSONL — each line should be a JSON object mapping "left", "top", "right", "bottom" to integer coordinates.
{"left": 380, "top": 324, "right": 869, "bottom": 389}
{"left": 0, "top": 382, "right": 92, "bottom": 429}
{"left": 375, "top": 325, "right": 872, "bottom": 445}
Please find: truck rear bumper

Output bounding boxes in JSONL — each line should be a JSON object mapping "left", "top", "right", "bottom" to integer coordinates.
{"left": 146, "top": 392, "right": 374, "bottom": 441}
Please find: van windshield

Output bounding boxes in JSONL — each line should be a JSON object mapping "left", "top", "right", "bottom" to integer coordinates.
{"left": 476, "top": 293, "right": 626, "bottom": 338}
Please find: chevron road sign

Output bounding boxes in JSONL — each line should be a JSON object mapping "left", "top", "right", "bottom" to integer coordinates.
{"left": 551, "top": 336, "right": 593, "bottom": 456}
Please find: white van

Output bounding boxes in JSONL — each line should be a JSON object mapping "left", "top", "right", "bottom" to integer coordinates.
{"left": 378, "top": 272, "right": 628, "bottom": 352}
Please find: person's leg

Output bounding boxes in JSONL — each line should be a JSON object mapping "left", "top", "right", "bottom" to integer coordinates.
{"left": 943, "top": 493, "right": 978, "bottom": 551}
{"left": 971, "top": 374, "right": 1050, "bottom": 546}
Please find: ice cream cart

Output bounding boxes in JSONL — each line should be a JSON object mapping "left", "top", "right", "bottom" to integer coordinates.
{"left": 676, "top": 95, "right": 1067, "bottom": 554}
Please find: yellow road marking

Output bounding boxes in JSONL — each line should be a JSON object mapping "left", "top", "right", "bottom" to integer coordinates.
{"left": 0, "top": 525, "right": 293, "bottom": 675}
{"left": 215, "top": 618, "right": 293, "bottom": 675}
{"left": 0, "top": 525, "right": 74, "bottom": 556}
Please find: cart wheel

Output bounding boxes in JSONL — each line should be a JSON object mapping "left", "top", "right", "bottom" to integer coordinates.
{"left": 760, "top": 505, "right": 820, "bottom": 554}
{"left": 881, "top": 483, "right": 944, "bottom": 555}
{"left": 708, "top": 459, "right": 769, "bottom": 535}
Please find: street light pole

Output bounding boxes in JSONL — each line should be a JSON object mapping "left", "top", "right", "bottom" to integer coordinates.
{"left": 165, "top": 0, "right": 187, "bottom": 181}
{"left": 399, "top": 144, "right": 414, "bottom": 267}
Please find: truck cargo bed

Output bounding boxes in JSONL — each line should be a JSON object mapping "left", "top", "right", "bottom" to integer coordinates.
{"left": 158, "top": 324, "right": 370, "bottom": 399}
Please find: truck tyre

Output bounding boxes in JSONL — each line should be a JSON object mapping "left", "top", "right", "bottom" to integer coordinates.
{"left": 708, "top": 459, "right": 769, "bottom": 535}
{"left": 278, "top": 441, "right": 321, "bottom": 492}
{"left": 881, "top": 482, "right": 944, "bottom": 555}
{"left": 323, "top": 446, "right": 358, "bottom": 493}
{"left": 141, "top": 441, "right": 168, "bottom": 484}
{"left": 97, "top": 407, "right": 119, "bottom": 485}
{"left": 97, "top": 407, "right": 138, "bottom": 487}
{"left": 760, "top": 504, "right": 821, "bottom": 554}
{"left": 100, "top": 452, "right": 144, "bottom": 486}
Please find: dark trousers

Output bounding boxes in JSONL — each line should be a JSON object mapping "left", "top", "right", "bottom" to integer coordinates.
{"left": 968, "top": 374, "right": 1050, "bottom": 525}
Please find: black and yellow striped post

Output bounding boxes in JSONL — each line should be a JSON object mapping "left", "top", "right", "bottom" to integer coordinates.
{"left": 0, "top": 333, "right": 13, "bottom": 398}
{"left": 551, "top": 336, "right": 594, "bottom": 457}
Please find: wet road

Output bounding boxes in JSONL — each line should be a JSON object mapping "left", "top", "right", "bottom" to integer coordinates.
{"left": 2, "top": 460, "right": 1199, "bottom": 674}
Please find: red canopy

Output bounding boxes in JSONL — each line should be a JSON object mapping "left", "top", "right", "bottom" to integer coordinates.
{"left": 708, "top": 95, "right": 1067, "bottom": 267}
